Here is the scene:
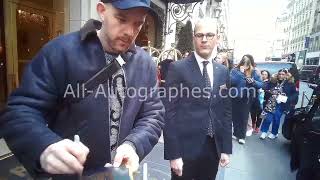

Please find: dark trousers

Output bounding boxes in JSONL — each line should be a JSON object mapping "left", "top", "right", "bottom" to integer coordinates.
{"left": 296, "top": 168, "right": 320, "bottom": 180}
{"left": 251, "top": 109, "right": 262, "bottom": 128}
{"left": 171, "top": 137, "right": 219, "bottom": 180}
{"left": 232, "top": 98, "right": 252, "bottom": 139}
{"left": 250, "top": 97, "right": 262, "bottom": 129}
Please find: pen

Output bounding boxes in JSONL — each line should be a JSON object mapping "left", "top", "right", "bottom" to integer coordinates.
{"left": 74, "top": 134, "right": 82, "bottom": 178}
{"left": 74, "top": 134, "right": 80, "bottom": 144}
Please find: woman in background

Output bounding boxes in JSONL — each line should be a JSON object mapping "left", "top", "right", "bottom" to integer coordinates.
{"left": 230, "top": 54, "right": 263, "bottom": 144}
{"left": 250, "top": 70, "right": 271, "bottom": 134}
{"left": 260, "top": 69, "right": 298, "bottom": 139}
{"left": 216, "top": 52, "right": 232, "bottom": 70}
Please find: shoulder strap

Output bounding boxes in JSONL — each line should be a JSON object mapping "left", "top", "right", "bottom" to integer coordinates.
{"left": 64, "top": 59, "right": 121, "bottom": 105}
{"left": 83, "top": 59, "right": 121, "bottom": 95}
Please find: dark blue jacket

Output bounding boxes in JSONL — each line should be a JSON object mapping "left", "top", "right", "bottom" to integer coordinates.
{"left": 163, "top": 53, "right": 232, "bottom": 160}
{"left": 230, "top": 68, "right": 263, "bottom": 98}
{"left": 264, "top": 80, "right": 298, "bottom": 112}
{"left": 0, "top": 20, "right": 164, "bottom": 178}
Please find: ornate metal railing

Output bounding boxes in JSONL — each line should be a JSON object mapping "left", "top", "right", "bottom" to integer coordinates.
{"left": 164, "top": 1, "right": 203, "bottom": 35}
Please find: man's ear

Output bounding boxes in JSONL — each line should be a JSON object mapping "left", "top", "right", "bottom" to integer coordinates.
{"left": 97, "top": 2, "right": 107, "bottom": 20}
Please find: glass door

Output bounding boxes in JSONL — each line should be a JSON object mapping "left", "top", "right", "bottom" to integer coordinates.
{"left": 16, "top": 4, "right": 52, "bottom": 83}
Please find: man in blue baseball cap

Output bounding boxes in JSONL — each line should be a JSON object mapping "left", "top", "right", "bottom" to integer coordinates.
{"left": 0, "top": 0, "right": 164, "bottom": 179}
{"left": 96, "top": 0, "right": 156, "bottom": 54}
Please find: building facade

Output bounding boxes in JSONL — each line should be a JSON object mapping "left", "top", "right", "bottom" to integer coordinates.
{"left": 286, "top": 0, "right": 315, "bottom": 54}
{"left": 281, "top": 0, "right": 318, "bottom": 67}
{"left": 306, "top": 0, "right": 320, "bottom": 65}
{"left": 272, "top": 12, "right": 289, "bottom": 59}
{"left": 194, "top": 0, "right": 230, "bottom": 50}
{"left": 163, "top": 0, "right": 230, "bottom": 50}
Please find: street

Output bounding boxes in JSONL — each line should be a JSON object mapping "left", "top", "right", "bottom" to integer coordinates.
{"left": 0, "top": 82, "right": 314, "bottom": 179}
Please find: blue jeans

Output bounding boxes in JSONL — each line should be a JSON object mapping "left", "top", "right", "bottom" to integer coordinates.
{"left": 261, "top": 105, "right": 283, "bottom": 135}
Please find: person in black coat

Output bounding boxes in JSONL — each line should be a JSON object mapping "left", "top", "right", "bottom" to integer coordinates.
{"left": 251, "top": 70, "right": 271, "bottom": 133}
{"left": 291, "top": 84, "right": 320, "bottom": 180}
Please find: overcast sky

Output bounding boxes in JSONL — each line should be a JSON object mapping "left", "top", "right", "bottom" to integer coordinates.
{"left": 228, "top": 0, "right": 288, "bottom": 62}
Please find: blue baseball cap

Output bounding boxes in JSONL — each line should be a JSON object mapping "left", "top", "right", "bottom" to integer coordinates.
{"left": 101, "top": 0, "right": 157, "bottom": 16}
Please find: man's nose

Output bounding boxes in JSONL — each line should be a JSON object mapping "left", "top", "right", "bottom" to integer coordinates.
{"left": 124, "top": 26, "right": 135, "bottom": 37}
{"left": 201, "top": 35, "right": 208, "bottom": 42}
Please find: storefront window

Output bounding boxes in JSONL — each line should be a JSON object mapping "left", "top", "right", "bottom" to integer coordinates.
{"left": 136, "top": 15, "right": 156, "bottom": 47}
{"left": 16, "top": 9, "right": 50, "bottom": 82}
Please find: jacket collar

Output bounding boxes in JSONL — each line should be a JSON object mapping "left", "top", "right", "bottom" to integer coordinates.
{"left": 79, "top": 19, "right": 136, "bottom": 54}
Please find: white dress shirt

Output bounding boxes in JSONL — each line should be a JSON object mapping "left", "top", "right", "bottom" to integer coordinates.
{"left": 194, "top": 52, "right": 214, "bottom": 87}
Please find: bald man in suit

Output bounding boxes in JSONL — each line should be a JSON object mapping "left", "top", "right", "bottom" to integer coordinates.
{"left": 164, "top": 19, "right": 232, "bottom": 180}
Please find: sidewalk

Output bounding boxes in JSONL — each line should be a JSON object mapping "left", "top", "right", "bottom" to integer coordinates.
{"left": 221, "top": 135, "right": 295, "bottom": 180}
{"left": 137, "top": 134, "right": 296, "bottom": 180}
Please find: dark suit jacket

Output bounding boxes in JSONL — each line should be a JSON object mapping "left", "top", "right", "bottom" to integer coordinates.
{"left": 163, "top": 53, "right": 232, "bottom": 160}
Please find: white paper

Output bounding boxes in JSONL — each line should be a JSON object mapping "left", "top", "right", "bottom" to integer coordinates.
{"left": 277, "top": 94, "right": 288, "bottom": 103}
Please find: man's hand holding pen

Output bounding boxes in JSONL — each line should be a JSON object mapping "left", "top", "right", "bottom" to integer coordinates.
{"left": 40, "top": 135, "right": 89, "bottom": 175}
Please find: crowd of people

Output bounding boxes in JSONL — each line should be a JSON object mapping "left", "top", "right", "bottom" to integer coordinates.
{"left": 227, "top": 55, "right": 298, "bottom": 144}
{"left": 212, "top": 52, "right": 320, "bottom": 180}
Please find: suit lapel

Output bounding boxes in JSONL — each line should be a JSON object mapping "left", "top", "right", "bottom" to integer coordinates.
{"left": 186, "top": 54, "right": 222, "bottom": 91}
{"left": 211, "top": 62, "right": 224, "bottom": 106}
{"left": 187, "top": 53, "right": 205, "bottom": 88}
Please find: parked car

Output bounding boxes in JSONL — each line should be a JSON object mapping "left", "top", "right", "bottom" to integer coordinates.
{"left": 299, "top": 65, "right": 319, "bottom": 82}
{"left": 255, "top": 61, "right": 300, "bottom": 90}
{"left": 308, "top": 66, "right": 320, "bottom": 84}
{"left": 289, "top": 84, "right": 320, "bottom": 178}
